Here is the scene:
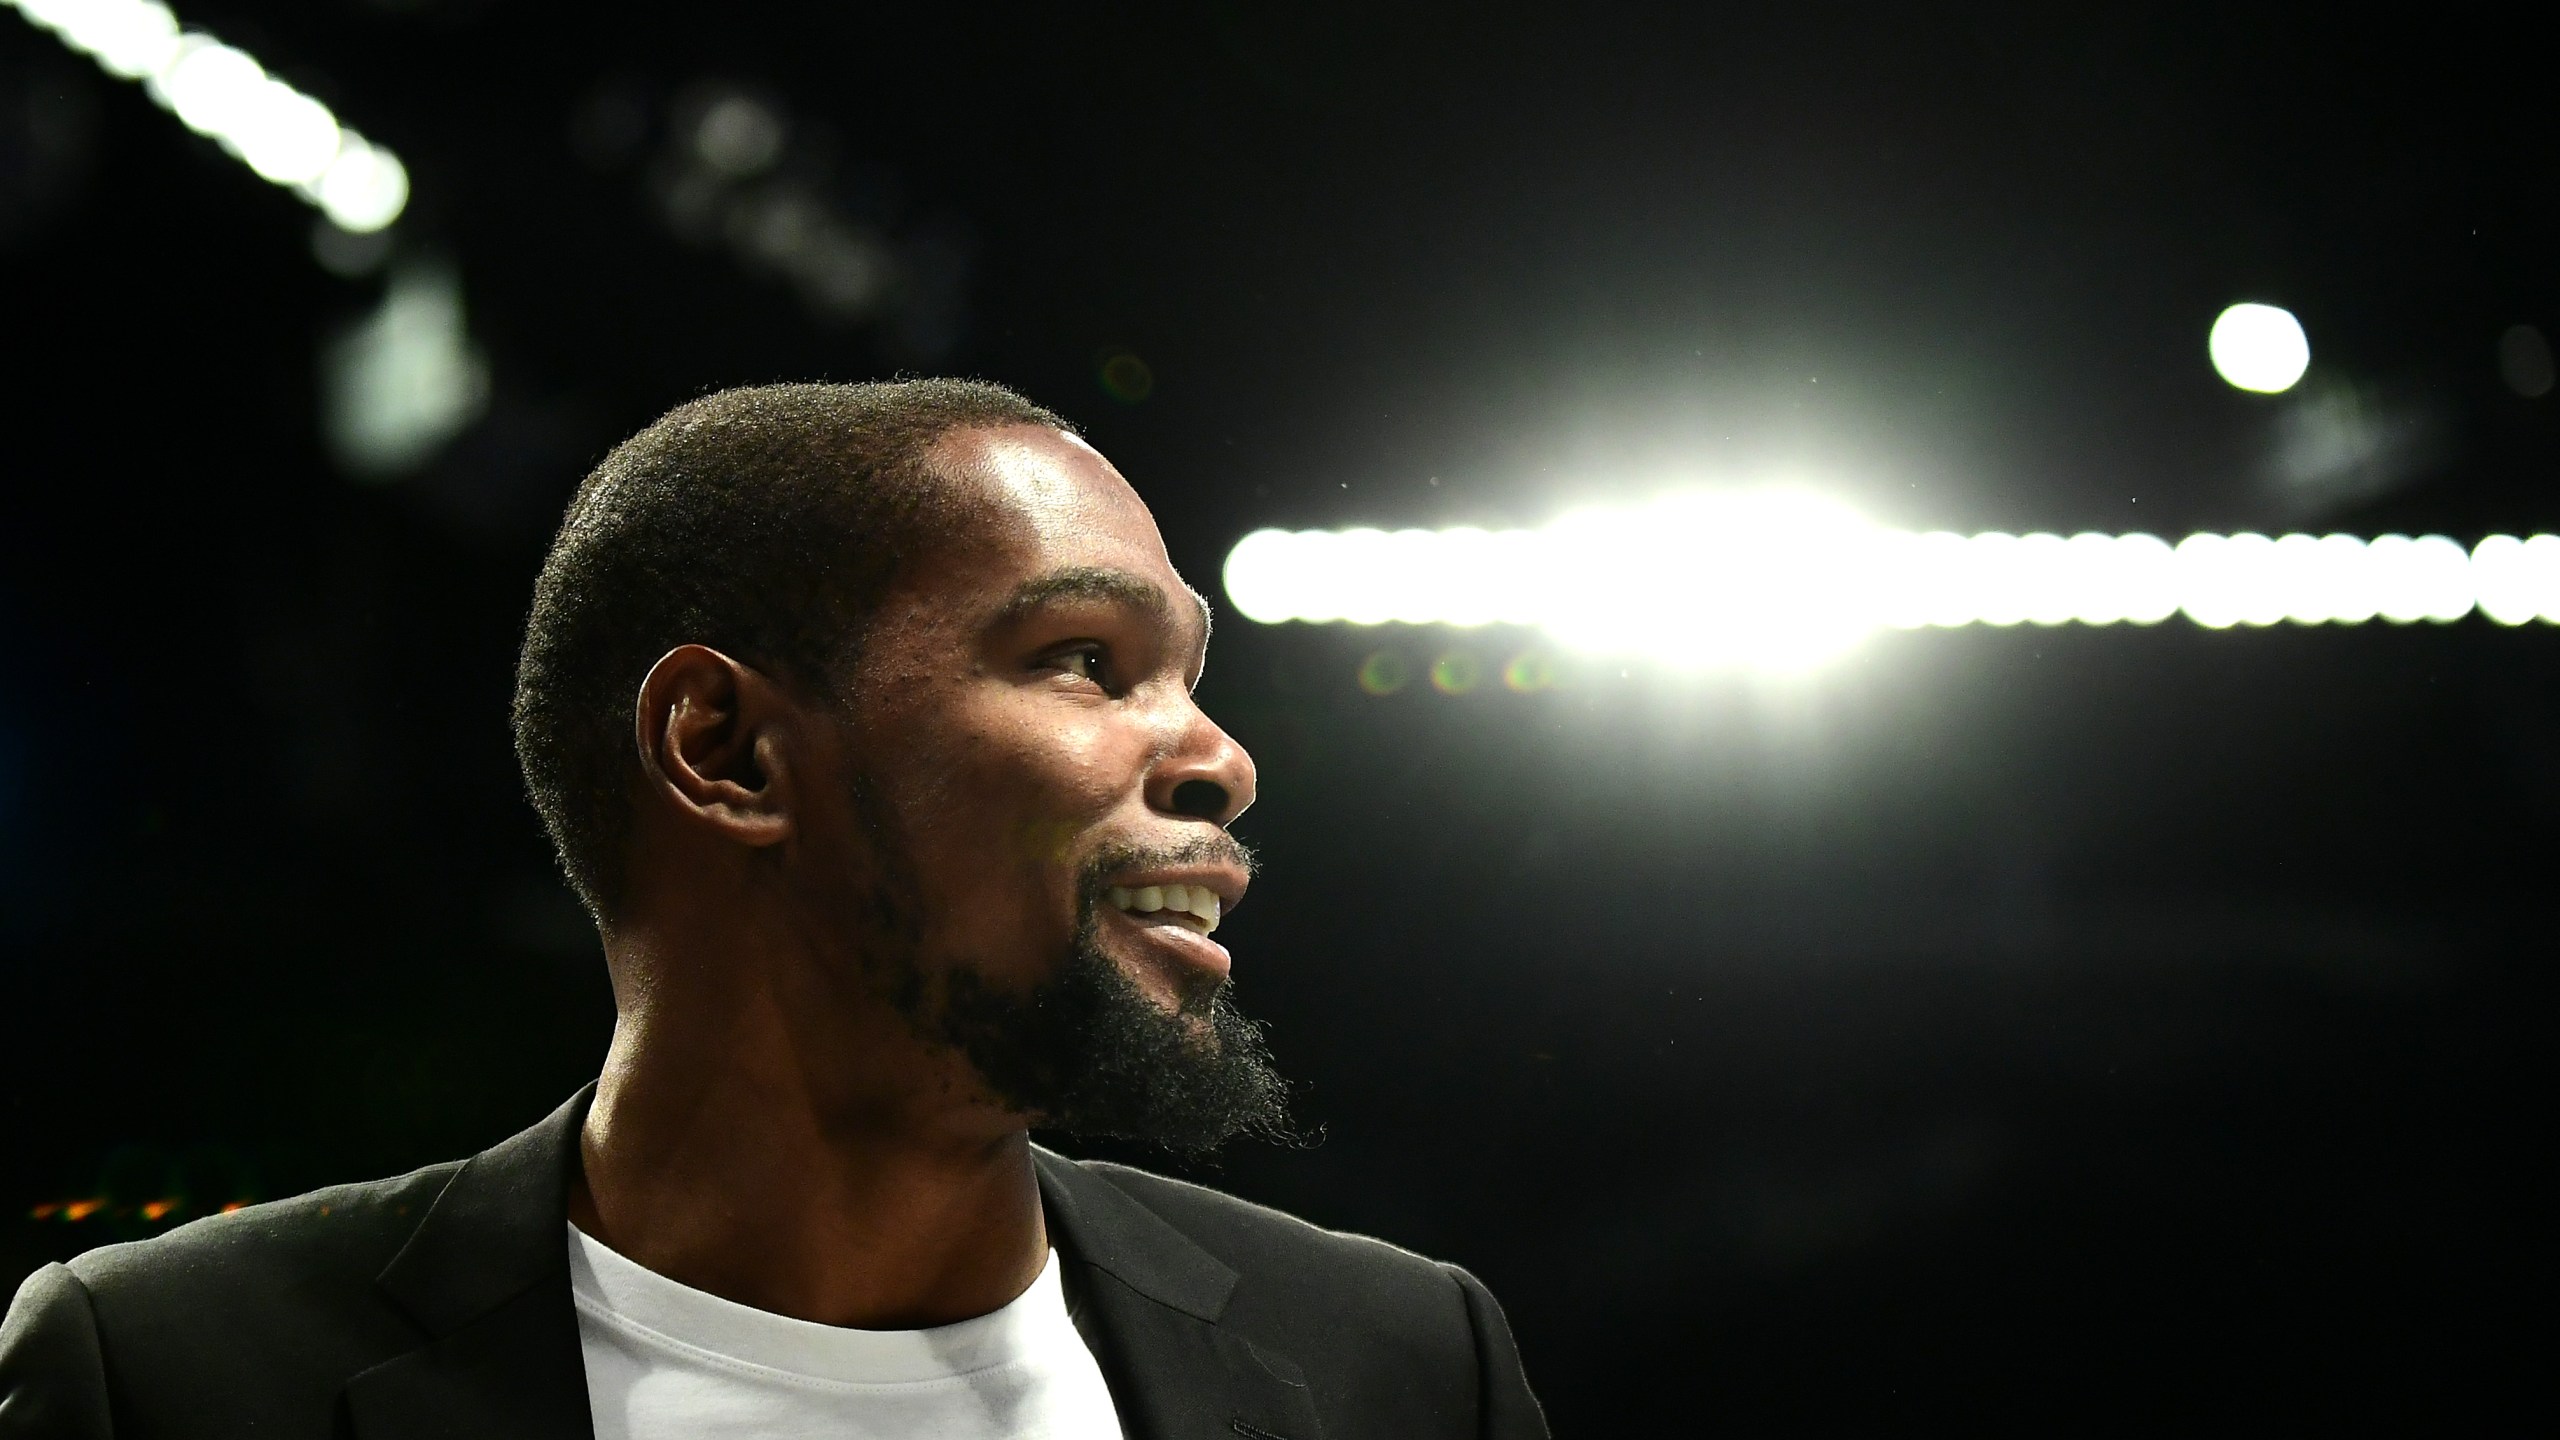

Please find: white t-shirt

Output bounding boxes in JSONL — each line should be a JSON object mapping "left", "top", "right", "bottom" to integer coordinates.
{"left": 568, "top": 1224, "right": 1125, "bottom": 1440}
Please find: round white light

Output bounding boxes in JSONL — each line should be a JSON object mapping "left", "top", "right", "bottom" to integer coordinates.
{"left": 2058, "top": 532, "right": 2122, "bottom": 625}
{"left": 2367, "top": 534, "right": 2474, "bottom": 623}
{"left": 2174, "top": 533, "right": 2241, "bottom": 628}
{"left": 312, "top": 139, "right": 409, "bottom": 233}
{"left": 2468, "top": 535, "right": 2560, "bottom": 626}
{"left": 154, "top": 37, "right": 267, "bottom": 138}
{"left": 2013, "top": 533, "right": 2077, "bottom": 626}
{"left": 2470, "top": 536, "right": 2535, "bottom": 626}
{"left": 51, "top": 0, "right": 183, "bottom": 79}
{"left": 233, "top": 81, "right": 341, "bottom": 184}
{"left": 2527, "top": 535, "right": 2560, "bottom": 623}
{"left": 2209, "top": 303, "right": 2311, "bottom": 394}
{"left": 1221, "top": 528, "right": 1301, "bottom": 623}
{"left": 2113, "top": 533, "right": 2182, "bottom": 625}
{"left": 1330, "top": 529, "right": 1400, "bottom": 625}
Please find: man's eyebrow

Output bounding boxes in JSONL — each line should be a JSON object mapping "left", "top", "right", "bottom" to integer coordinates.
{"left": 995, "top": 565, "right": 1213, "bottom": 642}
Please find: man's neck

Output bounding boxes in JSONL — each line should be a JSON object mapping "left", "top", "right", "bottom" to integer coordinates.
{"left": 568, "top": 1014, "right": 1049, "bottom": 1331}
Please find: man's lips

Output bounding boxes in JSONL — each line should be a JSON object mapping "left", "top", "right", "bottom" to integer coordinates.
{"left": 1100, "top": 902, "right": 1233, "bottom": 981}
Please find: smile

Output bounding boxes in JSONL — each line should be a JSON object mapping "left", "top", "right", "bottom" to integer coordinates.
{"left": 1106, "top": 883, "right": 1222, "bottom": 935}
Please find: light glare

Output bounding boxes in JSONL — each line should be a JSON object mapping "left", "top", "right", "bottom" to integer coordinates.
{"left": 1542, "top": 490, "right": 1885, "bottom": 670}
{"left": 322, "top": 261, "right": 488, "bottom": 476}
{"left": 2471, "top": 534, "right": 2560, "bottom": 626}
{"left": 309, "top": 140, "right": 409, "bottom": 233}
{"left": 9, "top": 0, "right": 407, "bottom": 232}
{"left": 1224, "top": 502, "right": 2560, "bottom": 670}
{"left": 2209, "top": 303, "right": 2312, "bottom": 394}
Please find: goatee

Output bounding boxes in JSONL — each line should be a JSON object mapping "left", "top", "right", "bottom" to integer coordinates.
{"left": 905, "top": 842, "right": 1299, "bottom": 1155}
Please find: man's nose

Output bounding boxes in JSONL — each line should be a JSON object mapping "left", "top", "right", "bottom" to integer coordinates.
{"left": 1148, "top": 703, "right": 1257, "bottom": 826}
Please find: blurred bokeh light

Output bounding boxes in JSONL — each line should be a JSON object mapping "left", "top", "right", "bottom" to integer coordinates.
{"left": 2209, "top": 302, "right": 2311, "bottom": 394}
{"left": 1227, "top": 511, "right": 2560, "bottom": 670}
{"left": 9, "top": 0, "right": 408, "bottom": 230}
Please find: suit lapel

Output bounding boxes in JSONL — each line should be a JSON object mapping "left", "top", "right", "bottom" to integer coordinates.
{"left": 341, "top": 1284, "right": 593, "bottom": 1440}
{"left": 1037, "top": 1150, "right": 1324, "bottom": 1440}
{"left": 344, "top": 1088, "right": 598, "bottom": 1440}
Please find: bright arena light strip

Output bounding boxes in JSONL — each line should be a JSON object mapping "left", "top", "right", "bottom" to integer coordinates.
{"left": 1223, "top": 493, "right": 2560, "bottom": 670}
{"left": 9, "top": 0, "right": 409, "bottom": 232}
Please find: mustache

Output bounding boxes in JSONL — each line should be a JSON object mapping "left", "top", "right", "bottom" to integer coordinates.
{"left": 1075, "top": 832, "right": 1259, "bottom": 904}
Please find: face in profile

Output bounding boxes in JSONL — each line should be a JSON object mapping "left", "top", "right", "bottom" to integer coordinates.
{"left": 807, "top": 424, "right": 1294, "bottom": 1151}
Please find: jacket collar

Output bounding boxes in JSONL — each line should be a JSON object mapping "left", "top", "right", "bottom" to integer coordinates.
{"left": 345, "top": 1087, "right": 595, "bottom": 1440}
{"left": 1036, "top": 1148, "right": 1323, "bottom": 1440}
{"left": 373, "top": 1087, "right": 592, "bottom": 1336}
{"left": 346, "top": 1089, "right": 1323, "bottom": 1440}
{"left": 1031, "top": 1145, "right": 1236, "bottom": 1321}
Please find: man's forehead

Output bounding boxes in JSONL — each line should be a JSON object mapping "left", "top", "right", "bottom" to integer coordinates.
{"left": 940, "top": 426, "right": 1153, "bottom": 536}
{"left": 929, "top": 426, "right": 1211, "bottom": 642}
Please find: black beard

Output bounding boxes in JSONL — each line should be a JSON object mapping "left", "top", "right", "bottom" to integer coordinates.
{"left": 852, "top": 806, "right": 1297, "bottom": 1155}
{"left": 928, "top": 898, "right": 1298, "bottom": 1155}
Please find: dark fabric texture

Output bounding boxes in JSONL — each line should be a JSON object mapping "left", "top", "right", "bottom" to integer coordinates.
{"left": 0, "top": 1091, "right": 1545, "bottom": 1440}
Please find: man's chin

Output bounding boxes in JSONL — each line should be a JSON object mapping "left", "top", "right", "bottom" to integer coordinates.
{"left": 925, "top": 930, "right": 1295, "bottom": 1155}
{"left": 1102, "top": 948, "right": 1227, "bottom": 1026}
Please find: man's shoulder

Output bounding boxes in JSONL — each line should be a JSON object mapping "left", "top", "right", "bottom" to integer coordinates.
{"left": 1050, "top": 1152, "right": 1474, "bottom": 1321}
{"left": 1074, "top": 1157, "right": 1446, "bottom": 1268}
{"left": 64, "top": 1159, "right": 461, "bottom": 1314}
{"left": 7, "top": 1160, "right": 484, "bottom": 1440}
{"left": 1044, "top": 1153, "right": 1548, "bottom": 1433}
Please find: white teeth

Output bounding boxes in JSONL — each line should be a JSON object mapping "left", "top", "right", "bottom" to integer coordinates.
{"left": 1106, "top": 882, "right": 1225, "bottom": 934}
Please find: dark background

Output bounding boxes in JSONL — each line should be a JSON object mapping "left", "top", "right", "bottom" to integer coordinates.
{"left": 4, "top": 1, "right": 2552, "bottom": 1430}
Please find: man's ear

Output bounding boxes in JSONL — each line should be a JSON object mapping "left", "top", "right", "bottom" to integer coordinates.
{"left": 632, "top": 644, "right": 796, "bottom": 848}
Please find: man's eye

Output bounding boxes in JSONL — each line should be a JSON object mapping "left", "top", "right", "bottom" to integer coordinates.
{"left": 1053, "top": 646, "right": 1108, "bottom": 686}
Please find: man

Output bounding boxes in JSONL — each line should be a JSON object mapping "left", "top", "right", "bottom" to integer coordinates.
{"left": 0, "top": 381, "right": 1546, "bottom": 1440}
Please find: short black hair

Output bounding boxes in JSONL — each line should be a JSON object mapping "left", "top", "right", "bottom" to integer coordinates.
{"left": 512, "top": 379, "right": 1074, "bottom": 918}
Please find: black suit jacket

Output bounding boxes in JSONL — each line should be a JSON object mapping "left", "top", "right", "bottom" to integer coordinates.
{"left": 0, "top": 1091, "right": 1544, "bottom": 1440}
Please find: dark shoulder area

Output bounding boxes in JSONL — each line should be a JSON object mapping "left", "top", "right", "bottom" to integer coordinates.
{"left": 1080, "top": 1159, "right": 1449, "bottom": 1280}
{"left": 68, "top": 1160, "right": 459, "bottom": 1312}
{"left": 1073, "top": 1158, "right": 1475, "bottom": 1337}
{"left": 34, "top": 1163, "right": 468, "bottom": 1439}
{"left": 1062, "top": 1156, "right": 1497, "bottom": 1428}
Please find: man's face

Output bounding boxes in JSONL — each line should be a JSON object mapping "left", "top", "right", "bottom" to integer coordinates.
{"left": 808, "top": 424, "right": 1287, "bottom": 1148}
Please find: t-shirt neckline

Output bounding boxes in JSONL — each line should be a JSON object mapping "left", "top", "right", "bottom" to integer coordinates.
{"left": 566, "top": 1223, "right": 1075, "bottom": 1388}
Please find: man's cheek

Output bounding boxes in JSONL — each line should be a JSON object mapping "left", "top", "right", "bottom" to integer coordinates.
{"left": 1011, "top": 816, "right": 1082, "bottom": 867}
{"left": 994, "top": 752, "right": 1125, "bottom": 866}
